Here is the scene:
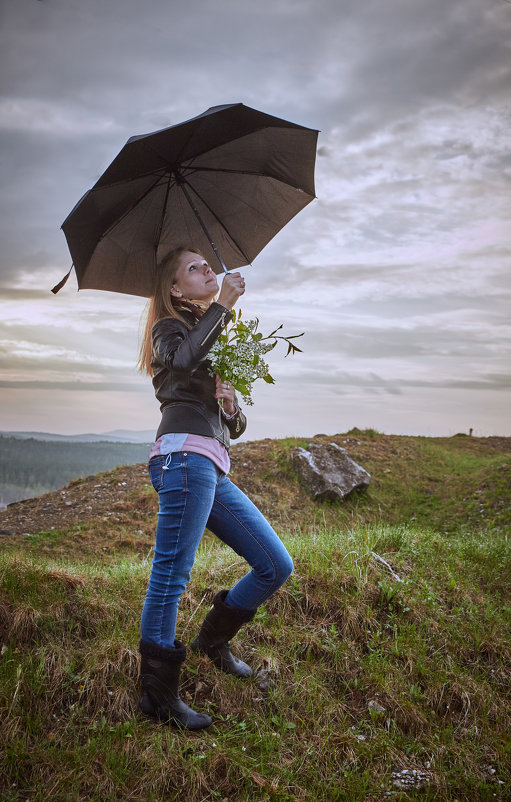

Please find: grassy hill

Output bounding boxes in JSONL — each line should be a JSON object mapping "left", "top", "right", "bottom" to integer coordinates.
{"left": 0, "top": 431, "right": 510, "bottom": 801}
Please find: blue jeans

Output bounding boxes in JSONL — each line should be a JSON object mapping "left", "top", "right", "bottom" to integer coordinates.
{"left": 140, "top": 452, "right": 293, "bottom": 648}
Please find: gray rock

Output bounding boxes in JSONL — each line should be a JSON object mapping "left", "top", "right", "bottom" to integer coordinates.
{"left": 368, "top": 699, "right": 387, "bottom": 715}
{"left": 391, "top": 768, "right": 431, "bottom": 790}
{"left": 290, "top": 442, "right": 370, "bottom": 501}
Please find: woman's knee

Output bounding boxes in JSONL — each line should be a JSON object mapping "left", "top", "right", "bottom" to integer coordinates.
{"left": 278, "top": 550, "right": 293, "bottom": 584}
{"left": 262, "top": 550, "right": 293, "bottom": 590}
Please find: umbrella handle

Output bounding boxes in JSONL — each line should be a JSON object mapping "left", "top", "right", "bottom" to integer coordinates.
{"left": 180, "top": 183, "right": 229, "bottom": 274}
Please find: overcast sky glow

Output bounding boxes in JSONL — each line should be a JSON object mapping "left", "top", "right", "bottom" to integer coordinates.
{"left": 1, "top": 0, "right": 510, "bottom": 440}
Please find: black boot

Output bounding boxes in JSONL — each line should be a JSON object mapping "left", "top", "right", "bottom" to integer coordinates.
{"left": 138, "top": 639, "right": 212, "bottom": 730}
{"left": 191, "top": 590, "right": 256, "bottom": 678}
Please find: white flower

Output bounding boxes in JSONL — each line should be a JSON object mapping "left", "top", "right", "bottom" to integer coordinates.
{"left": 208, "top": 310, "right": 303, "bottom": 405}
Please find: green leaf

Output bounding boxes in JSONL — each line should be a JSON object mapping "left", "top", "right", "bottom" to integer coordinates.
{"left": 268, "top": 324, "right": 284, "bottom": 338}
{"left": 263, "top": 374, "right": 275, "bottom": 384}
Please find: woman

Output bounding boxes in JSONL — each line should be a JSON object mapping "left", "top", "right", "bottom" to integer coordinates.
{"left": 137, "top": 247, "right": 293, "bottom": 731}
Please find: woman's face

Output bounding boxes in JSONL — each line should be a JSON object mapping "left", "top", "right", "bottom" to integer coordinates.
{"left": 170, "top": 251, "right": 219, "bottom": 303}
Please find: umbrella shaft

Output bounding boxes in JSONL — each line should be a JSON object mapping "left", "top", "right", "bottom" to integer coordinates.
{"left": 180, "top": 182, "right": 229, "bottom": 273}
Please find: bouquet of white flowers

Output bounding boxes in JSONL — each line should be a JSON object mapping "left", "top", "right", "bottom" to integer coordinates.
{"left": 208, "top": 309, "right": 303, "bottom": 405}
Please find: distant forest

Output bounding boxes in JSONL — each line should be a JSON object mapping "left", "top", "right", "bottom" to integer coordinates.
{"left": 0, "top": 436, "right": 151, "bottom": 507}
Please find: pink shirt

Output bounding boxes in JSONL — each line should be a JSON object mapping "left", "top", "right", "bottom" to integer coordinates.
{"left": 149, "top": 433, "right": 230, "bottom": 474}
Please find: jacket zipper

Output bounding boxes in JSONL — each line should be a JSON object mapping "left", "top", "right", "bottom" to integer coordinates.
{"left": 200, "top": 311, "right": 228, "bottom": 347}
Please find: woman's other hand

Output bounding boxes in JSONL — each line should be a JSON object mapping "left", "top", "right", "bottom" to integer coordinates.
{"left": 215, "top": 374, "right": 236, "bottom": 415}
{"left": 217, "top": 272, "right": 245, "bottom": 310}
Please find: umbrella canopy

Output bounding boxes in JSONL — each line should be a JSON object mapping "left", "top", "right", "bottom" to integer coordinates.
{"left": 56, "top": 103, "right": 318, "bottom": 297}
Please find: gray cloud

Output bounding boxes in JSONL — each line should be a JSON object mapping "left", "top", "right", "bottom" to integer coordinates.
{"left": 0, "top": 0, "right": 510, "bottom": 436}
{"left": 0, "top": 380, "right": 146, "bottom": 391}
{"left": 277, "top": 368, "right": 511, "bottom": 393}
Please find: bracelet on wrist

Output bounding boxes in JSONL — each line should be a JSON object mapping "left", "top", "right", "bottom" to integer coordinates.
{"left": 221, "top": 403, "right": 240, "bottom": 420}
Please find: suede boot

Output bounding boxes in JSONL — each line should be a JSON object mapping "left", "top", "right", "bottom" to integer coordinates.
{"left": 191, "top": 590, "right": 256, "bottom": 678}
{"left": 138, "top": 639, "right": 212, "bottom": 730}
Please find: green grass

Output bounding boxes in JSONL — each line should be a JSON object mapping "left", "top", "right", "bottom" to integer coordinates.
{"left": 1, "top": 519, "right": 510, "bottom": 801}
{"left": 240, "top": 432, "right": 510, "bottom": 544}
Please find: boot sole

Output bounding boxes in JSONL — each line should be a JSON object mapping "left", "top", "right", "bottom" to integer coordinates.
{"left": 139, "top": 696, "right": 212, "bottom": 730}
{"left": 191, "top": 639, "right": 253, "bottom": 678}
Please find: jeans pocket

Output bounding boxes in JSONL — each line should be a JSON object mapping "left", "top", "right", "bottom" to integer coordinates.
{"left": 148, "top": 456, "right": 165, "bottom": 492}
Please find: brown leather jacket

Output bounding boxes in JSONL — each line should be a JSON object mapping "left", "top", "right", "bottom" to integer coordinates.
{"left": 151, "top": 302, "right": 247, "bottom": 448}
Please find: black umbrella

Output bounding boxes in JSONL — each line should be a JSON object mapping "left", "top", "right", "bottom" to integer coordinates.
{"left": 54, "top": 103, "right": 318, "bottom": 297}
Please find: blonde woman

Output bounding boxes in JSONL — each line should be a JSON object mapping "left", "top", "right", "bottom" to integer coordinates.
{"left": 137, "top": 247, "right": 293, "bottom": 730}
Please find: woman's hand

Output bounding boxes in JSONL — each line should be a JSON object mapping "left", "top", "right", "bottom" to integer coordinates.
{"left": 215, "top": 374, "right": 236, "bottom": 415}
{"left": 217, "top": 272, "right": 245, "bottom": 310}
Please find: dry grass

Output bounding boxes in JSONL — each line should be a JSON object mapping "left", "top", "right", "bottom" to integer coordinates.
{"left": 1, "top": 520, "right": 510, "bottom": 801}
{"left": 1, "top": 431, "right": 510, "bottom": 801}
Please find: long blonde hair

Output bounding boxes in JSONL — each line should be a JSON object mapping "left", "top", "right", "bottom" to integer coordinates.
{"left": 137, "top": 246, "right": 204, "bottom": 375}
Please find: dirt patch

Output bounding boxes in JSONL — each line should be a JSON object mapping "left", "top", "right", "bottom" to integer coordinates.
{"left": 0, "top": 463, "right": 151, "bottom": 537}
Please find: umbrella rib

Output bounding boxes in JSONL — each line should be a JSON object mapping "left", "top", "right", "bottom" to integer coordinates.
{"left": 181, "top": 178, "right": 252, "bottom": 265}
{"left": 186, "top": 170, "right": 299, "bottom": 238}
{"left": 100, "top": 174, "right": 172, "bottom": 240}
{"left": 188, "top": 164, "right": 309, "bottom": 192}
{"left": 154, "top": 174, "right": 173, "bottom": 251}
{"left": 189, "top": 166, "right": 265, "bottom": 176}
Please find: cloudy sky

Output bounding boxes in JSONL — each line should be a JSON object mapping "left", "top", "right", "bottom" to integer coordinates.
{"left": 1, "top": 0, "right": 510, "bottom": 441}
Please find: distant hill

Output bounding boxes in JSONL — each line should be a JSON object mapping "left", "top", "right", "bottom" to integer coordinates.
{"left": 0, "top": 434, "right": 153, "bottom": 508}
{"left": 2, "top": 429, "right": 156, "bottom": 444}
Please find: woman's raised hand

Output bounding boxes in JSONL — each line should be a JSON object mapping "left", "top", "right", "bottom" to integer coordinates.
{"left": 217, "top": 272, "right": 245, "bottom": 310}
